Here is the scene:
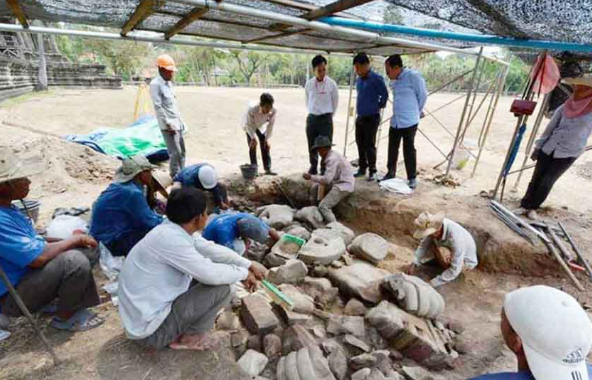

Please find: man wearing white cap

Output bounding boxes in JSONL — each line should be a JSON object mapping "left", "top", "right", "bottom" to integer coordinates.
{"left": 173, "top": 163, "right": 229, "bottom": 212}
{"left": 150, "top": 54, "right": 186, "bottom": 177}
{"left": 90, "top": 155, "right": 164, "bottom": 256}
{"left": 0, "top": 151, "right": 104, "bottom": 332}
{"left": 407, "top": 211, "right": 478, "bottom": 287}
{"left": 470, "top": 285, "right": 592, "bottom": 380}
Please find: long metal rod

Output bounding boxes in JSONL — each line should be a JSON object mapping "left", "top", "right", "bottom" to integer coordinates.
{"left": 170, "top": 0, "right": 504, "bottom": 59}
{"left": 343, "top": 62, "right": 356, "bottom": 157}
{"left": 548, "top": 226, "right": 575, "bottom": 261}
{"left": 512, "top": 94, "right": 550, "bottom": 190}
{"left": 446, "top": 47, "right": 484, "bottom": 176}
{"left": 322, "top": 16, "right": 592, "bottom": 55}
{"left": 0, "top": 23, "right": 336, "bottom": 56}
{"left": 471, "top": 67, "right": 508, "bottom": 177}
{"left": 417, "top": 128, "right": 449, "bottom": 159}
{"left": 559, "top": 222, "right": 592, "bottom": 281}
{"left": 506, "top": 145, "right": 592, "bottom": 175}
{"left": 490, "top": 200, "right": 549, "bottom": 243}
{"left": 0, "top": 263, "right": 59, "bottom": 365}
{"left": 540, "top": 229, "right": 584, "bottom": 292}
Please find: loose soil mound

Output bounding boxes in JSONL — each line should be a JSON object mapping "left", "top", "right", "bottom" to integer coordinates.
{"left": 8, "top": 137, "right": 119, "bottom": 195}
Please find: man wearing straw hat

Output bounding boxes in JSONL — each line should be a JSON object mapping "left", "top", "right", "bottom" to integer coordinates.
{"left": 517, "top": 75, "right": 592, "bottom": 220}
{"left": 150, "top": 54, "right": 186, "bottom": 178}
{"left": 407, "top": 211, "right": 478, "bottom": 287}
{"left": 90, "top": 155, "right": 164, "bottom": 257}
{"left": 0, "top": 151, "right": 104, "bottom": 332}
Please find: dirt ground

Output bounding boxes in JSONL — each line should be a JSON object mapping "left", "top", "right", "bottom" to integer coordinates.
{"left": 1, "top": 87, "right": 592, "bottom": 380}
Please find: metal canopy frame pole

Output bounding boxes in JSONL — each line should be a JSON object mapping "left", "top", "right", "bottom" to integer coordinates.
{"left": 472, "top": 65, "right": 509, "bottom": 177}
{"left": 511, "top": 93, "right": 550, "bottom": 190}
{"left": 343, "top": 61, "right": 356, "bottom": 157}
{"left": 445, "top": 47, "right": 484, "bottom": 176}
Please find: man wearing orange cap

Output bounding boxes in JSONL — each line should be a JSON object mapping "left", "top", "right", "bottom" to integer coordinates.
{"left": 150, "top": 54, "right": 186, "bottom": 177}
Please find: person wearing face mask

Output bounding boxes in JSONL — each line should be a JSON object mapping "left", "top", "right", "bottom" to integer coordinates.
{"left": 305, "top": 55, "right": 339, "bottom": 175}
{"left": 517, "top": 75, "right": 592, "bottom": 220}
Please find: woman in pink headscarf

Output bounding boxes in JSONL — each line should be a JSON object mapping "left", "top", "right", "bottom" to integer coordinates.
{"left": 519, "top": 75, "right": 592, "bottom": 219}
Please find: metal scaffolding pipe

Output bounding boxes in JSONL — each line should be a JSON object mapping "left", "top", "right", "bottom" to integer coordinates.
{"left": 322, "top": 16, "right": 592, "bottom": 54}
{"left": 0, "top": 23, "right": 335, "bottom": 55}
{"left": 170, "top": 0, "right": 504, "bottom": 59}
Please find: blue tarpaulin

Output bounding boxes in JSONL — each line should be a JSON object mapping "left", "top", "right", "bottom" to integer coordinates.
{"left": 65, "top": 115, "right": 169, "bottom": 162}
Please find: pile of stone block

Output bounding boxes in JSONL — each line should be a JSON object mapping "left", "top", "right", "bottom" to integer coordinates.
{"left": 212, "top": 204, "right": 460, "bottom": 380}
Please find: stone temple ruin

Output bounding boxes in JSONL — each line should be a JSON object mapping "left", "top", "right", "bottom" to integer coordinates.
{"left": 216, "top": 200, "right": 461, "bottom": 380}
{"left": 0, "top": 19, "right": 121, "bottom": 102}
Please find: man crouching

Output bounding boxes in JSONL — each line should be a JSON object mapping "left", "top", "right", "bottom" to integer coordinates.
{"left": 118, "top": 187, "right": 264, "bottom": 351}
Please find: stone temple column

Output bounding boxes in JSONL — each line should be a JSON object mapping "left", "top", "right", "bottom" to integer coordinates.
{"left": 36, "top": 33, "right": 48, "bottom": 91}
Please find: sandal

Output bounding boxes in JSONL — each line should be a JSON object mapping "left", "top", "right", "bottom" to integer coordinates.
{"left": 50, "top": 309, "right": 104, "bottom": 332}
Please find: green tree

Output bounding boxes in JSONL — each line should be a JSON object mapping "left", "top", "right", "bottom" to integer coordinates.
{"left": 230, "top": 50, "right": 264, "bottom": 84}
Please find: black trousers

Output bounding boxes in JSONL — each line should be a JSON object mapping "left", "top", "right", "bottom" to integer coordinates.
{"left": 387, "top": 125, "right": 418, "bottom": 180}
{"left": 520, "top": 151, "right": 576, "bottom": 210}
{"left": 246, "top": 130, "right": 271, "bottom": 171}
{"left": 355, "top": 114, "right": 381, "bottom": 173}
{"left": 306, "top": 113, "right": 333, "bottom": 174}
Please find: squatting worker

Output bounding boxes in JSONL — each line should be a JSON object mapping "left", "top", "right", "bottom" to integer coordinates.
{"left": 407, "top": 211, "right": 478, "bottom": 287}
{"left": 305, "top": 55, "right": 339, "bottom": 175}
{"left": 353, "top": 52, "right": 389, "bottom": 182}
{"left": 173, "top": 163, "right": 229, "bottom": 212}
{"left": 303, "top": 136, "right": 355, "bottom": 223}
{"left": 383, "top": 54, "right": 428, "bottom": 189}
{"left": 150, "top": 54, "right": 186, "bottom": 177}
{"left": 118, "top": 188, "right": 266, "bottom": 351}
{"left": 244, "top": 93, "right": 278, "bottom": 176}
{"left": 469, "top": 285, "right": 592, "bottom": 380}
{"left": 0, "top": 151, "right": 104, "bottom": 332}
{"left": 202, "top": 212, "right": 280, "bottom": 255}
{"left": 518, "top": 75, "right": 592, "bottom": 220}
{"left": 90, "top": 155, "right": 164, "bottom": 257}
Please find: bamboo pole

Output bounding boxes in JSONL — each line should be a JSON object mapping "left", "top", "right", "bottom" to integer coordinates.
{"left": 343, "top": 61, "right": 356, "bottom": 157}
{"left": 0, "top": 263, "right": 59, "bottom": 365}
{"left": 446, "top": 47, "right": 484, "bottom": 176}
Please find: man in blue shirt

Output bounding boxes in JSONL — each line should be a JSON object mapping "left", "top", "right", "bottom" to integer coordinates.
{"left": 353, "top": 52, "right": 389, "bottom": 181}
{"left": 382, "top": 55, "right": 428, "bottom": 189}
{"left": 0, "top": 152, "right": 103, "bottom": 332}
{"left": 90, "top": 155, "right": 164, "bottom": 256}
{"left": 173, "top": 163, "right": 229, "bottom": 212}
{"left": 202, "top": 212, "right": 280, "bottom": 255}
{"left": 469, "top": 286, "right": 592, "bottom": 380}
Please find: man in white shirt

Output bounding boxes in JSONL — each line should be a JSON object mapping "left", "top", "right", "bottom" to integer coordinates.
{"left": 118, "top": 187, "right": 265, "bottom": 351}
{"left": 243, "top": 93, "right": 277, "bottom": 175}
{"left": 150, "top": 54, "right": 186, "bottom": 177}
{"left": 407, "top": 211, "right": 478, "bottom": 287}
{"left": 305, "top": 55, "right": 339, "bottom": 175}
